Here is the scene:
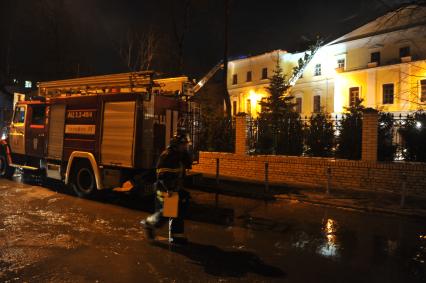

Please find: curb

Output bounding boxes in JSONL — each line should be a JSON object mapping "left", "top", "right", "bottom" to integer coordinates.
{"left": 189, "top": 186, "right": 276, "bottom": 201}
{"left": 276, "top": 194, "right": 426, "bottom": 219}
{"left": 188, "top": 181, "right": 426, "bottom": 219}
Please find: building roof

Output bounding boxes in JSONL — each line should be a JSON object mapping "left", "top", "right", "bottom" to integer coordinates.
{"left": 228, "top": 50, "right": 286, "bottom": 64}
{"left": 329, "top": 4, "right": 426, "bottom": 45}
{"left": 227, "top": 5, "right": 426, "bottom": 66}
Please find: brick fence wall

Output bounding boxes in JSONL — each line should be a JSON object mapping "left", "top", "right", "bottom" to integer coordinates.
{"left": 191, "top": 111, "right": 426, "bottom": 196}
{"left": 362, "top": 110, "right": 379, "bottom": 161}
{"left": 192, "top": 152, "right": 426, "bottom": 196}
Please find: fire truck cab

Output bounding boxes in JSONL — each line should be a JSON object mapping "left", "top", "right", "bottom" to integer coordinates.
{"left": 0, "top": 72, "right": 200, "bottom": 197}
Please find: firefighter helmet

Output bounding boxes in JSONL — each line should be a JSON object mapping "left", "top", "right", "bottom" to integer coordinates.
{"left": 169, "top": 133, "right": 189, "bottom": 148}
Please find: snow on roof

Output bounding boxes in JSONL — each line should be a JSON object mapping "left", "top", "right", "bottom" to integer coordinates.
{"left": 228, "top": 49, "right": 286, "bottom": 64}
{"left": 329, "top": 4, "right": 426, "bottom": 45}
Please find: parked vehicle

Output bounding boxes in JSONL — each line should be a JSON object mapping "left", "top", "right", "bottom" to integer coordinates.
{"left": 0, "top": 71, "right": 200, "bottom": 197}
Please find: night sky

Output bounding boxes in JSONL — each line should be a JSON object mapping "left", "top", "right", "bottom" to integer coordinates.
{"left": 0, "top": 0, "right": 409, "bottom": 83}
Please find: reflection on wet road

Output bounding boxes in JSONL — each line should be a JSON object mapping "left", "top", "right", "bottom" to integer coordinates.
{"left": 0, "top": 177, "right": 425, "bottom": 282}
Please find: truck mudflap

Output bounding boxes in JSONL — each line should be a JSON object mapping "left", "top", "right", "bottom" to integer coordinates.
{"left": 113, "top": 180, "right": 134, "bottom": 192}
{"left": 112, "top": 170, "right": 156, "bottom": 195}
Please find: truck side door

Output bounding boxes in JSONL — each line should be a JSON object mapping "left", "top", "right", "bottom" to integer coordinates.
{"left": 9, "top": 105, "right": 27, "bottom": 155}
{"left": 25, "top": 104, "right": 46, "bottom": 158}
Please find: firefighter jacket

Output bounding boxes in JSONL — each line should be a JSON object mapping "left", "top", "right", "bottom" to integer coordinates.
{"left": 156, "top": 147, "right": 192, "bottom": 191}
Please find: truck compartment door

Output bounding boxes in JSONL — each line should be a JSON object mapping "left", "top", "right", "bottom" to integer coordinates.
{"left": 101, "top": 101, "right": 136, "bottom": 168}
{"left": 25, "top": 104, "right": 46, "bottom": 158}
{"left": 47, "top": 104, "right": 66, "bottom": 160}
{"left": 9, "top": 105, "right": 27, "bottom": 155}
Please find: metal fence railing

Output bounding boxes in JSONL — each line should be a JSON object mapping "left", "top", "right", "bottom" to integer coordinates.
{"left": 247, "top": 114, "right": 344, "bottom": 158}
{"left": 246, "top": 112, "right": 426, "bottom": 162}
{"left": 392, "top": 114, "right": 408, "bottom": 161}
{"left": 193, "top": 110, "right": 426, "bottom": 162}
{"left": 390, "top": 112, "right": 426, "bottom": 162}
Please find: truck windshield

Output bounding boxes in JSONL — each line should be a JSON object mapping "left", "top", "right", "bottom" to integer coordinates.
{"left": 13, "top": 106, "right": 26, "bottom": 124}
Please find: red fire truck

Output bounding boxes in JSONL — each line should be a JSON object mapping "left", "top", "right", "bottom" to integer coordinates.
{"left": 0, "top": 72, "right": 200, "bottom": 197}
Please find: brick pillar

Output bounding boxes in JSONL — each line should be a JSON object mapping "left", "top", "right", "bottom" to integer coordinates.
{"left": 235, "top": 114, "right": 249, "bottom": 155}
{"left": 362, "top": 108, "right": 379, "bottom": 162}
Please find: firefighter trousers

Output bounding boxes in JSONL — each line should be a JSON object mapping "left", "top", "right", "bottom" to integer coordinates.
{"left": 147, "top": 188, "right": 190, "bottom": 238}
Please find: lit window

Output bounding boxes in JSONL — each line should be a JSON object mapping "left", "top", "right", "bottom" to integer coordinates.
{"left": 349, "top": 87, "right": 360, "bottom": 107}
{"left": 295, "top": 97, "right": 302, "bottom": 113}
{"left": 383, "top": 84, "right": 394, "bottom": 104}
{"left": 25, "top": 81, "right": 32, "bottom": 88}
{"left": 337, "top": 59, "right": 345, "bottom": 69}
{"left": 261, "top": 68, "right": 268, "bottom": 80}
{"left": 313, "top": 95, "right": 321, "bottom": 113}
{"left": 371, "top": 52, "right": 381, "bottom": 65}
{"left": 420, "top": 80, "right": 426, "bottom": 102}
{"left": 232, "top": 74, "right": 238, "bottom": 85}
{"left": 246, "top": 71, "right": 252, "bottom": 82}
{"left": 399, "top": 46, "right": 410, "bottom": 58}
{"left": 314, "top": 64, "right": 322, "bottom": 76}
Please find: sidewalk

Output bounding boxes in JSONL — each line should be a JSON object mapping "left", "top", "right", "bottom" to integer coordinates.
{"left": 187, "top": 174, "right": 426, "bottom": 219}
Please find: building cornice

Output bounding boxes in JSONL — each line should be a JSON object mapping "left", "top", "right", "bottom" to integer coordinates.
{"left": 342, "top": 58, "right": 426, "bottom": 75}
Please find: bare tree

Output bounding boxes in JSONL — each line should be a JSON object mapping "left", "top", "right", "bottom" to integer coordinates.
{"left": 395, "top": 62, "right": 426, "bottom": 108}
{"left": 0, "top": 0, "right": 17, "bottom": 84}
{"left": 118, "top": 27, "right": 160, "bottom": 72}
{"left": 371, "top": 2, "right": 426, "bottom": 108}
{"left": 170, "top": 0, "right": 191, "bottom": 74}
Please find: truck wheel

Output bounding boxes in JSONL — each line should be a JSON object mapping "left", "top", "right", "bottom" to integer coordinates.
{"left": 70, "top": 161, "right": 96, "bottom": 197}
{"left": 0, "top": 153, "right": 15, "bottom": 178}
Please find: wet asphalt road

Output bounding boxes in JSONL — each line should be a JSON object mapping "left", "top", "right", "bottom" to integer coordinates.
{"left": 0, "top": 177, "right": 425, "bottom": 283}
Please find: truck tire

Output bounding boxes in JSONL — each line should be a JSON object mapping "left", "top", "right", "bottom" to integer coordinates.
{"left": 70, "top": 160, "right": 96, "bottom": 198}
{"left": 0, "top": 153, "right": 15, "bottom": 179}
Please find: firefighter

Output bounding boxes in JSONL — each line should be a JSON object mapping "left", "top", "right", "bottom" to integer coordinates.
{"left": 141, "top": 132, "right": 192, "bottom": 244}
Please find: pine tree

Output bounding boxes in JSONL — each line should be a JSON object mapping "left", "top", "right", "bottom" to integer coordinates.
{"left": 378, "top": 112, "right": 397, "bottom": 161}
{"left": 399, "top": 111, "right": 426, "bottom": 162}
{"left": 197, "top": 86, "right": 234, "bottom": 152}
{"left": 257, "top": 57, "right": 303, "bottom": 155}
{"left": 337, "top": 98, "right": 364, "bottom": 160}
{"left": 306, "top": 112, "right": 334, "bottom": 157}
{"left": 259, "top": 59, "right": 294, "bottom": 120}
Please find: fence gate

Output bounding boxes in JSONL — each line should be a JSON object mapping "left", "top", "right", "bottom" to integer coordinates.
{"left": 178, "top": 101, "right": 201, "bottom": 162}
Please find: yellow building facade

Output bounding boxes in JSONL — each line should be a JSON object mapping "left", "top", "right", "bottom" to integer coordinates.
{"left": 227, "top": 50, "right": 282, "bottom": 116}
{"left": 227, "top": 5, "right": 426, "bottom": 117}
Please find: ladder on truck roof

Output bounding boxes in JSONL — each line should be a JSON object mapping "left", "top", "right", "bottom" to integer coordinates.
{"left": 38, "top": 71, "right": 155, "bottom": 97}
